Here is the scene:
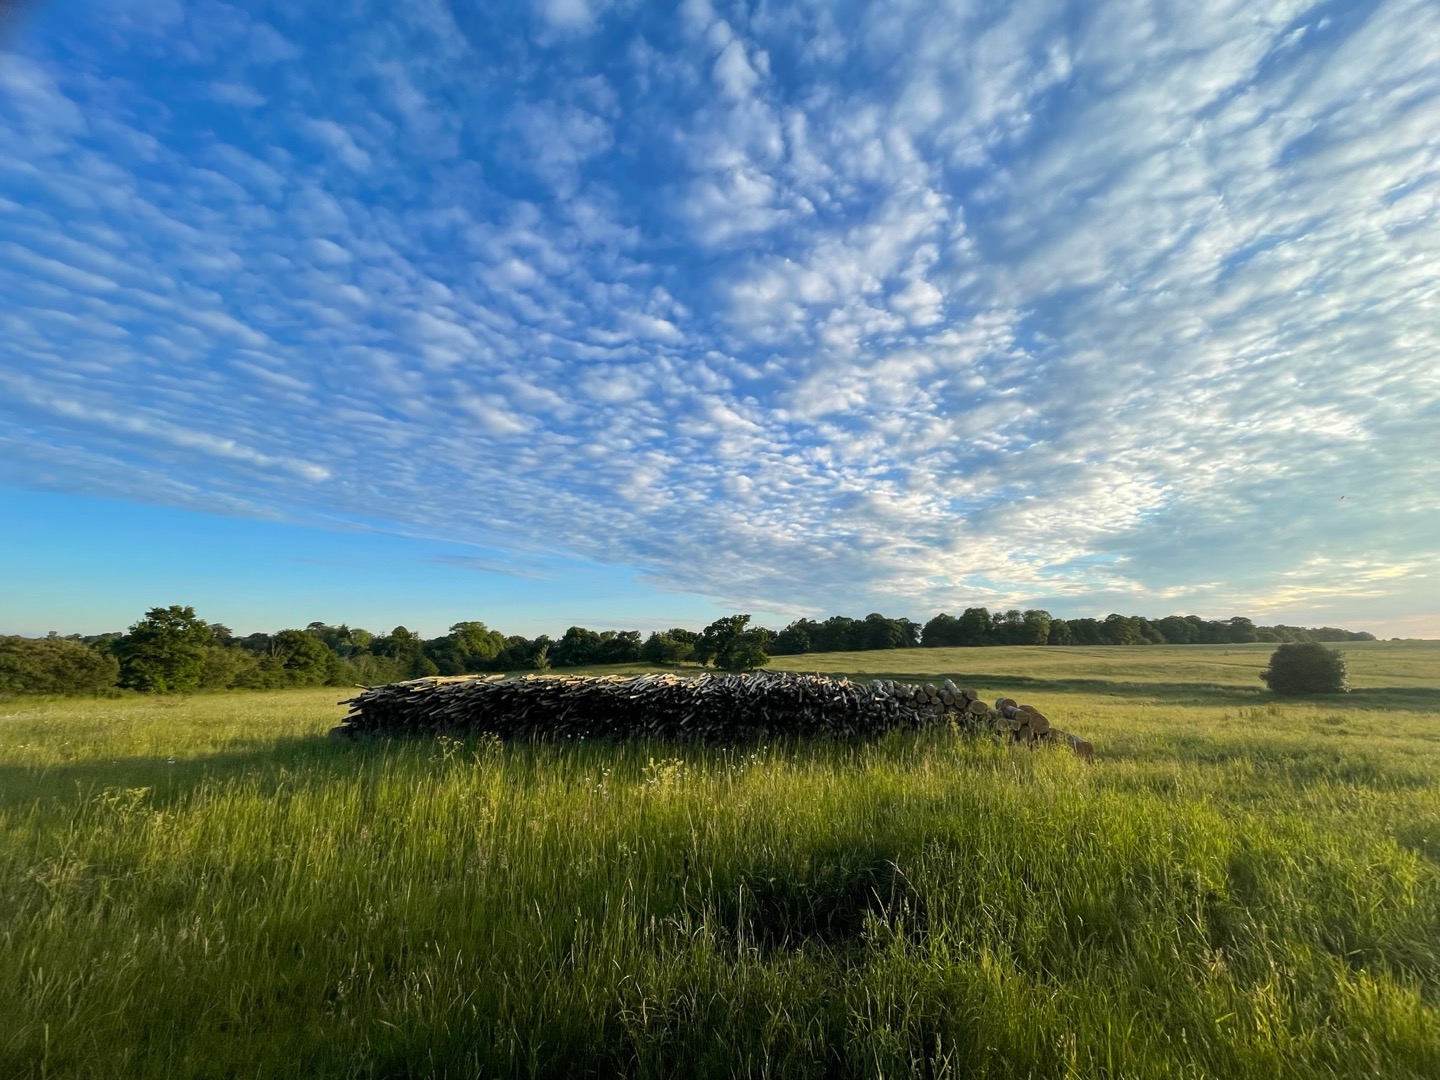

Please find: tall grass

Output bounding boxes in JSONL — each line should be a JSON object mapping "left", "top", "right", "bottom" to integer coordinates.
{"left": 2, "top": 645, "right": 1438, "bottom": 1078}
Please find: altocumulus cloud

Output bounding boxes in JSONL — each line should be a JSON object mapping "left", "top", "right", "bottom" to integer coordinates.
{"left": 1, "top": 0, "right": 1437, "bottom": 629}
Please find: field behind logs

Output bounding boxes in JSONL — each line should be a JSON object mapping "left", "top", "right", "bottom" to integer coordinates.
{"left": 2, "top": 642, "right": 1438, "bottom": 1079}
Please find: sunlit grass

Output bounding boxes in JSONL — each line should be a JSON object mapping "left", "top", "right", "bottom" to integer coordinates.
{"left": 2, "top": 644, "right": 1438, "bottom": 1078}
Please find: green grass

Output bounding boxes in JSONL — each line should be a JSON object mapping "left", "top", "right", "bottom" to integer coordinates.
{"left": 2, "top": 642, "right": 1439, "bottom": 1078}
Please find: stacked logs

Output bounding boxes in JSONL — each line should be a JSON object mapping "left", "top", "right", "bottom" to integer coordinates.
{"left": 334, "top": 672, "right": 1094, "bottom": 758}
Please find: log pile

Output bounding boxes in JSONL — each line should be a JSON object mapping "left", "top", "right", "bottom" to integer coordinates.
{"left": 334, "top": 672, "right": 1094, "bottom": 758}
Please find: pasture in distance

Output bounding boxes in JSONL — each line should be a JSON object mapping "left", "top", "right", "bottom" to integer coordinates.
{"left": 2, "top": 641, "right": 1438, "bottom": 1078}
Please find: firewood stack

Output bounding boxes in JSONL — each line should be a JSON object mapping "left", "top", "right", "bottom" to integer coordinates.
{"left": 334, "top": 672, "right": 1094, "bottom": 758}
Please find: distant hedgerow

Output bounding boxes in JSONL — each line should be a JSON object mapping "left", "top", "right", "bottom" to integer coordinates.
{"left": 1260, "top": 642, "right": 1349, "bottom": 696}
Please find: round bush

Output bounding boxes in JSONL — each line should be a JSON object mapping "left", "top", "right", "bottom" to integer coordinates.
{"left": 1260, "top": 642, "right": 1349, "bottom": 696}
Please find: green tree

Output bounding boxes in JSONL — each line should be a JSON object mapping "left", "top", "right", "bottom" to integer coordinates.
{"left": 304, "top": 622, "right": 373, "bottom": 659}
{"left": 372, "top": 626, "right": 437, "bottom": 679}
{"left": 921, "top": 613, "right": 963, "bottom": 647}
{"left": 440, "top": 621, "right": 506, "bottom": 671}
{"left": 694, "top": 614, "right": 771, "bottom": 672}
{"left": 1046, "top": 619, "right": 1074, "bottom": 645}
{"left": 1156, "top": 616, "right": 1196, "bottom": 644}
{"left": 1261, "top": 643, "right": 1349, "bottom": 695}
{"left": 1020, "top": 609, "right": 1052, "bottom": 645}
{"left": 117, "top": 606, "right": 213, "bottom": 692}
{"left": 992, "top": 609, "right": 1027, "bottom": 645}
{"left": 269, "top": 629, "right": 334, "bottom": 685}
{"left": 553, "top": 626, "right": 602, "bottom": 667}
{"left": 770, "top": 619, "right": 817, "bottom": 655}
{"left": 861, "top": 613, "right": 909, "bottom": 650}
{"left": 956, "top": 607, "right": 993, "bottom": 647}
{"left": 198, "top": 646, "right": 261, "bottom": 690}
{"left": 809, "top": 615, "right": 861, "bottom": 652}
{"left": 0, "top": 636, "right": 119, "bottom": 695}
{"left": 640, "top": 631, "right": 694, "bottom": 664}
{"left": 493, "top": 635, "right": 553, "bottom": 671}
{"left": 596, "top": 630, "right": 643, "bottom": 664}
{"left": 1101, "top": 614, "right": 1142, "bottom": 646}
{"left": 1227, "top": 616, "right": 1259, "bottom": 644}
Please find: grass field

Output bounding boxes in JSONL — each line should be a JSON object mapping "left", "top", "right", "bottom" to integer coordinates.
{"left": 2, "top": 642, "right": 1438, "bottom": 1078}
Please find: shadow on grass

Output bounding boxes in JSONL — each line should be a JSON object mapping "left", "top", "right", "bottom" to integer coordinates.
{"left": 0, "top": 735, "right": 392, "bottom": 809}
{"left": 796, "top": 669, "right": 1440, "bottom": 712}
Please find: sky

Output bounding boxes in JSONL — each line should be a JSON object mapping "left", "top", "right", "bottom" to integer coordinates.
{"left": 1, "top": 0, "right": 1437, "bottom": 641}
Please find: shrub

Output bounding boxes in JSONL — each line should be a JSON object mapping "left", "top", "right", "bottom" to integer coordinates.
{"left": 0, "top": 636, "right": 120, "bottom": 695}
{"left": 1260, "top": 642, "right": 1349, "bottom": 695}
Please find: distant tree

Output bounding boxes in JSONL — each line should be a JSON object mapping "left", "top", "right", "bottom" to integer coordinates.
{"left": 861, "top": 613, "right": 911, "bottom": 651}
{"left": 1155, "top": 616, "right": 1195, "bottom": 644}
{"left": 1309, "top": 626, "right": 1377, "bottom": 643}
{"left": 0, "top": 636, "right": 119, "bottom": 695}
{"left": 1227, "top": 616, "right": 1259, "bottom": 644}
{"left": 1046, "top": 619, "right": 1074, "bottom": 645}
{"left": 640, "top": 631, "right": 694, "bottom": 664}
{"left": 117, "top": 605, "right": 213, "bottom": 692}
{"left": 371, "top": 626, "right": 436, "bottom": 679}
{"left": 493, "top": 634, "right": 553, "bottom": 672}
{"left": 1262, "top": 624, "right": 1311, "bottom": 644}
{"left": 348, "top": 652, "right": 407, "bottom": 685}
{"left": 1191, "top": 617, "right": 1228, "bottom": 645}
{"left": 1261, "top": 642, "right": 1349, "bottom": 696}
{"left": 447, "top": 621, "right": 506, "bottom": 669}
{"left": 1101, "top": 614, "right": 1143, "bottom": 646}
{"left": 770, "top": 619, "right": 816, "bottom": 656}
{"left": 422, "top": 636, "right": 465, "bottom": 676}
{"left": 305, "top": 622, "right": 374, "bottom": 659}
{"left": 956, "top": 607, "right": 993, "bottom": 647}
{"left": 198, "top": 646, "right": 262, "bottom": 690}
{"left": 237, "top": 632, "right": 273, "bottom": 654}
{"left": 990, "top": 609, "right": 1025, "bottom": 645}
{"left": 552, "top": 626, "right": 602, "bottom": 667}
{"left": 1019, "top": 609, "right": 1052, "bottom": 646}
{"left": 269, "top": 629, "right": 335, "bottom": 685}
{"left": 1136, "top": 618, "right": 1166, "bottom": 644}
{"left": 695, "top": 614, "right": 771, "bottom": 672}
{"left": 896, "top": 618, "right": 922, "bottom": 648}
{"left": 596, "top": 630, "right": 643, "bottom": 664}
{"left": 425, "top": 623, "right": 504, "bottom": 675}
{"left": 921, "top": 613, "right": 963, "bottom": 647}
{"left": 811, "top": 615, "right": 861, "bottom": 653}
{"left": 374, "top": 626, "right": 421, "bottom": 656}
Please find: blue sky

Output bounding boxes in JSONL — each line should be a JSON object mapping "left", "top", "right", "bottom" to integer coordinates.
{"left": 1, "top": 0, "right": 1437, "bottom": 640}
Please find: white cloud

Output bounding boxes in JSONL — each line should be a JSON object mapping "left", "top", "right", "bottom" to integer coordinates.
{"left": 209, "top": 81, "right": 267, "bottom": 108}
{"left": 713, "top": 40, "right": 760, "bottom": 101}
{"left": 303, "top": 119, "right": 372, "bottom": 172}
{"left": 307, "top": 238, "right": 353, "bottom": 266}
{"left": 0, "top": 0, "right": 1436, "bottom": 634}
{"left": 535, "top": 0, "right": 602, "bottom": 33}
{"left": 510, "top": 101, "right": 612, "bottom": 198}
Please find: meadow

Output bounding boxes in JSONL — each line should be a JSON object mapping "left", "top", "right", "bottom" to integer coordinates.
{"left": 2, "top": 642, "right": 1438, "bottom": 1078}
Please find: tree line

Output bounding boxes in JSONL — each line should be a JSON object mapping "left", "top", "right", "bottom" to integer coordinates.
{"left": 0, "top": 604, "right": 1375, "bottom": 696}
